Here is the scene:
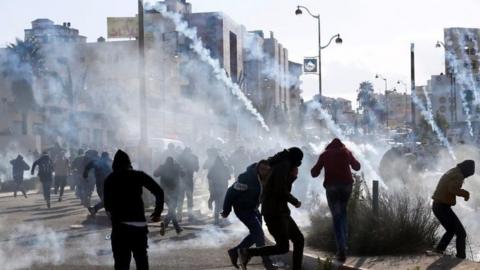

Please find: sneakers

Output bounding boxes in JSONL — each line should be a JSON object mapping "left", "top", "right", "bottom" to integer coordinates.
{"left": 227, "top": 248, "right": 239, "bottom": 269}
{"left": 238, "top": 248, "right": 251, "bottom": 270}
{"left": 425, "top": 249, "right": 444, "bottom": 256}
{"left": 88, "top": 207, "right": 97, "bottom": 216}
{"left": 336, "top": 251, "right": 346, "bottom": 263}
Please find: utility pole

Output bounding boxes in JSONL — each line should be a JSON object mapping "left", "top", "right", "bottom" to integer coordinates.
{"left": 138, "top": 0, "right": 149, "bottom": 170}
{"left": 410, "top": 43, "right": 416, "bottom": 126}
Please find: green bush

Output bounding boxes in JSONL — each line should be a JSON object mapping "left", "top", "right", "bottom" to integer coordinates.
{"left": 307, "top": 177, "right": 439, "bottom": 255}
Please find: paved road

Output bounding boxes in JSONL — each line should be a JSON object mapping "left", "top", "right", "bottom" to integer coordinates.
{"left": 0, "top": 188, "right": 278, "bottom": 270}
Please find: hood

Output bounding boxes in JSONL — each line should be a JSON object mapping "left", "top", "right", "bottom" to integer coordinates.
{"left": 325, "top": 138, "right": 345, "bottom": 150}
{"left": 457, "top": 160, "right": 475, "bottom": 178}
{"left": 268, "top": 147, "right": 303, "bottom": 168}
{"left": 16, "top": 155, "right": 24, "bottom": 161}
{"left": 112, "top": 150, "right": 133, "bottom": 171}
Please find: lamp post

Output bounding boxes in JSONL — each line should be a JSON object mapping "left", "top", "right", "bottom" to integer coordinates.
{"left": 375, "top": 74, "right": 389, "bottom": 128}
{"left": 397, "top": 80, "right": 409, "bottom": 125}
{"left": 295, "top": 5, "right": 342, "bottom": 99}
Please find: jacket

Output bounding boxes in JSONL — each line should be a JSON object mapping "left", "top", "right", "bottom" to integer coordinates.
{"left": 10, "top": 157, "right": 30, "bottom": 181}
{"left": 103, "top": 150, "right": 164, "bottom": 225}
{"left": 223, "top": 163, "right": 262, "bottom": 215}
{"left": 432, "top": 167, "right": 468, "bottom": 206}
{"left": 84, "top": 157, "right": 112, "bottom": 183}
{"left": 311, "top": 138, "right": 361, "bottom": 187}
{"left": 261, "top": 157, "right": 300, "bottom": 216}
{"left": 31, "top": 154, "right": 54, "bottom": 180}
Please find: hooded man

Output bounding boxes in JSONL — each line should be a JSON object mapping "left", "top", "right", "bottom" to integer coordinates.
{"left": 53, "top": 151, "right": 70, "bottom": 201}
{"left": 31, "top": 151, "right": 55, "bottom": 208}
{"left": 207, "top": 156, "right": 231, "bottom": 225}
{"left": 177, "top": 147, "right": 199, "bottom": 222}
{"left": 84, "top": 152, "right": 113, "bottom": 215}
{"left": 239, "top": 147, "right": 304, "bottom": 270}
{"left": 431, "top": 160, "right": 475, "bottom": 259}
{"left": 311, "top": 138, "right": 361, "bottom": 262}
{"left": 222, "top": 160, "right": 274, "bottom": 269}
{"left": 154, "top": 156, "right": 184, "bottom": 234}
{"left": 103, "top": 150, "right": 164, "bottom": 270}
{"left": 10, "top": 154, "right": 30, "bottom": 198}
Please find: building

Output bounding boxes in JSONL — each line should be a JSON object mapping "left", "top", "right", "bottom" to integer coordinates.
{"left": 25, "top": 19, "right": 87, "bottom": 43}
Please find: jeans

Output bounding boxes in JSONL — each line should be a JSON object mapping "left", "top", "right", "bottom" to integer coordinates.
{"left": 40, "top": 179, "right": 52, "bottom": 204}
{"left": 164, "top": 191, "right": 181, "bottom": 232}
{"left": 235, "top": 210, "right": 272, "bottom": 266}
{"left": 432, "top": 202, "right": 466, "bottom": 258}
{"left": 177, "top": 179, "right": 194, "bottom": 218}
{"left": 325, "top": 184, "right": 352, "bottom": 255}
{"left": 54, "top": 175, "right": 67, "bottom": 198}
{"left": 248, "top": 215, "right": 304, "bottom": 270}
{"left": 90, "top": 180, "right": 105, "bottom": 212}
{"left": 111, "top": 223, "right": 149, "bottom": 270}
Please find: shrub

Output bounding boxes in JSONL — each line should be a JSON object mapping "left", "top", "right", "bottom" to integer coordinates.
{"left": 307, "top": 176, "right": 439, "bottom": 255}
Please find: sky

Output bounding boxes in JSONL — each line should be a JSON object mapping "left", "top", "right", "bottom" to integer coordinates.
{"left": 1, "top": 0, "right": 480, "bottom": 106}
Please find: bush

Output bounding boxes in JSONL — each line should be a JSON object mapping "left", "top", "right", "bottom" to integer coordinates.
{"left": 307, "top": 177, "right": 439, "bottom": 255}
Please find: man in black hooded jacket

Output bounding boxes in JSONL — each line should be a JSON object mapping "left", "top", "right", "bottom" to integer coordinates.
{"left": 239, "top": 147, "right": 304, "bottom": 270}
{"left": 103, "top": 150, "right": 164, "bottom": 270}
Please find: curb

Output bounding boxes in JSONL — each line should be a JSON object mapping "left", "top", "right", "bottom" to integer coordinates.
{"left": 300, "top": 251, "right": 368, "bottom": 270}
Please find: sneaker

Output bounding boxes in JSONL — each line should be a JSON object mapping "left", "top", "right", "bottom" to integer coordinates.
{"left": 336, "top": 251, "right": 346, "bottom": 263}
{"left": 159, "top": 221, "right": 166, "bottom": 236}
{"left": 24, "top": 194, "right": 28, "bottom": 199}
{"left": 47, "top": 202, "right": 51, "bottom": 209}
{"left": 58, "top": 197, "right": 62, "bottom": 202}
{"left": 238, "top": 248, "right": 251, "bottom": 270}
{"left": 227, "top": 248, "right": 239, "bottom": 269}
{"left": 175, "top": 227, "right": 183, "bottom": 235}
{"left": 425, "top": 249, "right": 444, "bottom": 256}
{"left": 88, "top": 207, "right": 96, "bottom": 216}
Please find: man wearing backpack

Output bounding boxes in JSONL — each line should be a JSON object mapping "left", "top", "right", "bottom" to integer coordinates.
{"left": 31, "top": 151, "right": 55, "bottom": 208}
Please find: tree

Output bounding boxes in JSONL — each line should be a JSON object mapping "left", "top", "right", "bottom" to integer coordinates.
{"left": 357, "top": 81, "right": 383, "bottom": 132}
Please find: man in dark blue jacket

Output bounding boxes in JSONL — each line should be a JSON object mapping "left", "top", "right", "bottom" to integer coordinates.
{"left": 84, "top": 152, "right": 113, "bottom": 215}
{"left": 222, "top": 160, "right": 274, "bottom": 269}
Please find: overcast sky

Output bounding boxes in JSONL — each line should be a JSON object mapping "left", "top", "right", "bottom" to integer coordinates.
{"left": 1, "top": 0, "right": 479, "bottom": 105}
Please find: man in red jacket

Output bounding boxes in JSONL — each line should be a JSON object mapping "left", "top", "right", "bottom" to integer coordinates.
{"left": 311, "top": 138, "right": 360, "bottom": 262}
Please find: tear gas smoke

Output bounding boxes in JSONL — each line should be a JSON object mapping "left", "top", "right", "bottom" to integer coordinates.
{"left": 411, "top": 91, "right": 456, "bottom": 160}
{"left": 152, "top": 3, "right": 269, "bottom": 132}
{"left": 0, "top": 220, "right": 67, "bottom": 269}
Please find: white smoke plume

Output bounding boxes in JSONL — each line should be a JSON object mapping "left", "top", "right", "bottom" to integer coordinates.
{"left": 411, "top": 91, "right": 456, "bottom": 160}
{"left": 151, "top": 3, "right": 270, "bottom": 132}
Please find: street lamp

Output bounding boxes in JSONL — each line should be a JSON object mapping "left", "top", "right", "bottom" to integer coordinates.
{"left": 295, "top": 5, "right": 342, "bottom": 99}
{"left": 375, "top": 74, "right": 389, "bottom": 128}
{"left": 397, "top": 80, "right": 409, "bottom": 125}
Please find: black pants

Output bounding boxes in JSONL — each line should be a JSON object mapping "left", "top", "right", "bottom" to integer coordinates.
{"left": 177, "top": 180, "right": 194, "bottom": 218}
{"left": 248, "top": 214, "right": 304, "bottom": 270}
{"left": 111, "top": 223, "right": 149, "bottom": 270}
{"left": 13, "top": 178, "right": 27, "bottom": 197}
{"left": 54, "top": 175, "right": 67, "bottom": 197}
{"left": 432, "top": 202, "right": 466, "bottom": 258}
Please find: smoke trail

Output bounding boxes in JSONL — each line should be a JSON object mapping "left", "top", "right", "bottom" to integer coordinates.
{"left": 421, "top": 85, "right": 433, "bottom": 113}
{"left": 306, "top": 101, "right": 384, "bottom": 185}
{"left": 446, "top": 29, "right": 479, "bottom": 137}
{"left": 411, "top": 91, "right": 457, "bottom": 160}
{"left": 151, "top": 3, "right": 270, "bottom": 132}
